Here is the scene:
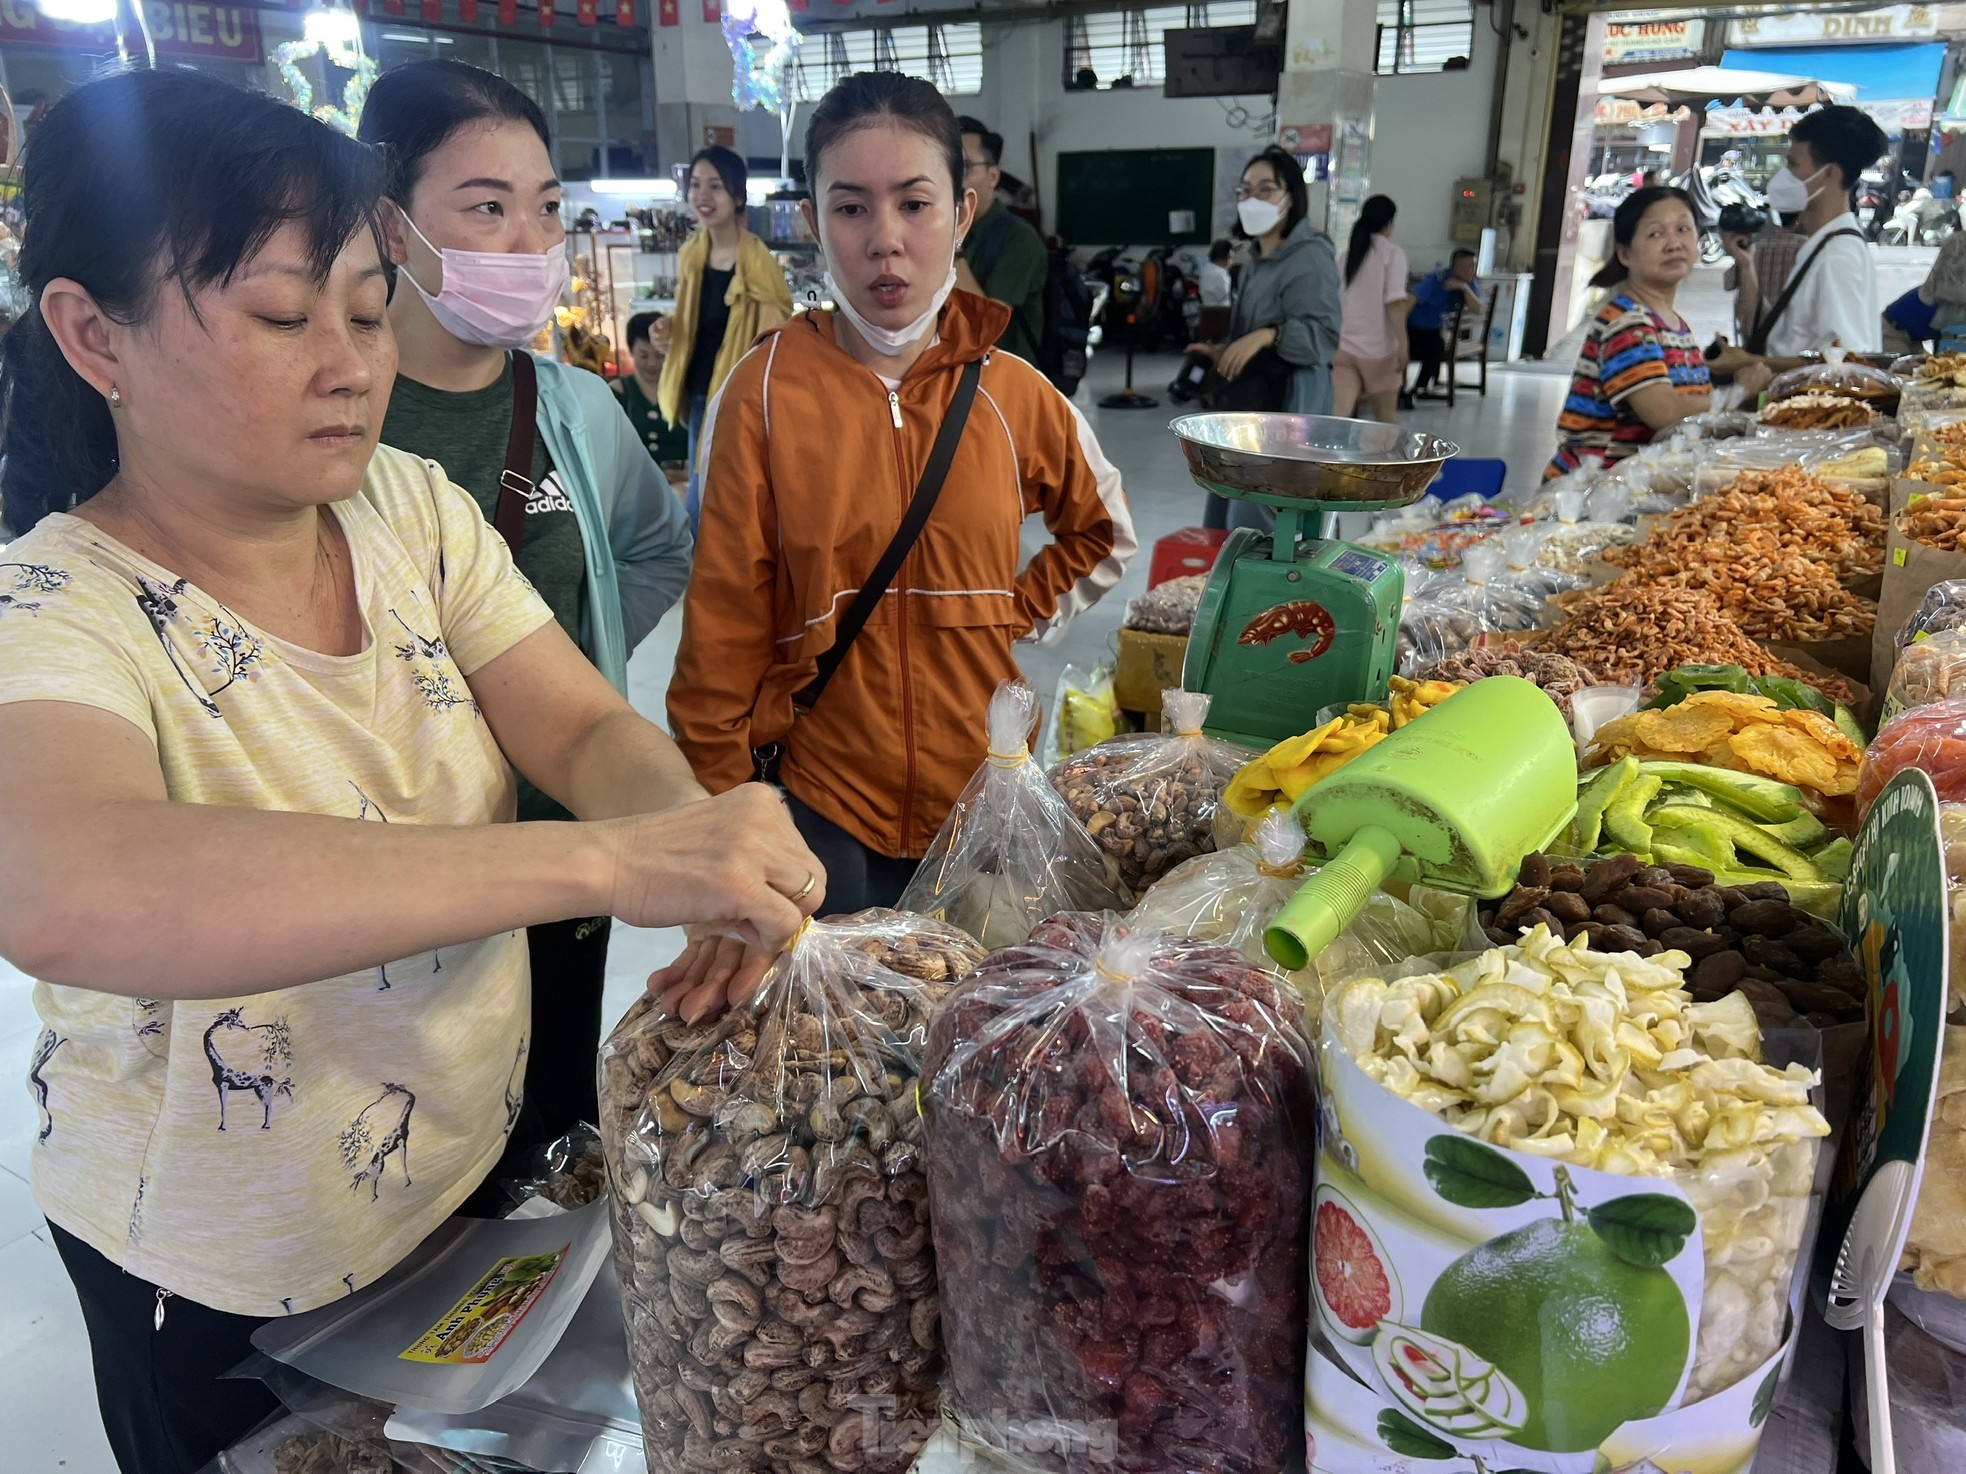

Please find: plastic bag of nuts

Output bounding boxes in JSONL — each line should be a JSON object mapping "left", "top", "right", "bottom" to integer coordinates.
{"left": 899, "top": 679, "right": 1127, "bottom": 949}
{"left": 923, "top": 915, "right": 1314, "bottom": 1474}
{"left": 598, "top": 910, "right": 986, "bottom": 1474}
{"left": 1047, "top": 689, "right": 1251, "bottom": 896}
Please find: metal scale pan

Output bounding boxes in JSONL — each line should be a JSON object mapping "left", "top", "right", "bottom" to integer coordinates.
{"left": 1170, "top": 413, "right": 1457, "bottom": 511}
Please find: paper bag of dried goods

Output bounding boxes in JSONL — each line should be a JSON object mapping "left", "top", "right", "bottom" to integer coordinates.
{"left": 924, "top": 915, "right": 1315, "bottom": 1474}
{"left": 1307, "top": 927, "right": 1830, "bottom": 1473}
{"left": 597, "top": 911, "right": 985, "bottom": 1474}
{"left": 1129, "top": 808, "right": 1471, "bottom": 1033}
{"left": 898, "top": 680, "right": 1126, "bottom": 948}
{"left": 1875, "top": 492, "right": 1966, "bottom": 694}
{"left": 1047, "top": 689, "right": 1251, "bottom": 896}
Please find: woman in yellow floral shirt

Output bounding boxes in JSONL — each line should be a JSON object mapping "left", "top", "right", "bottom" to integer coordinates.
{"left": 0, "top": 71, "right": 820, "bottom": 1474}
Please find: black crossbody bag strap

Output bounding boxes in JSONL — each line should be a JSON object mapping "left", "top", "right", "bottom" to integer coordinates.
{"left": 492, "top": 350, "right": 539, "bottom": 553}
{"left": 750, "top": 356, "right": 982, "bottom": 785}
{"left": 1747, "top": 228, "right": 1863, "bottom": 356}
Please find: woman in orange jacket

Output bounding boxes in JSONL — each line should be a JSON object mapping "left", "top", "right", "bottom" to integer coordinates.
{"left": 667, "top": 71, "right": 1136, "bottom": 928}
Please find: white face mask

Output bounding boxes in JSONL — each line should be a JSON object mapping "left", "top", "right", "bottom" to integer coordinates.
{"left": 825, "top": 259, "right": 958, "bottom": 357}
{"left": 1238, "top": 196, "right": 1285, "bottom": 237}
{"left": 400, "top": 213, "right": 570, "bottom": 349}
{"left": 1765, "top": 163, "right": 1829, "bottom": 216}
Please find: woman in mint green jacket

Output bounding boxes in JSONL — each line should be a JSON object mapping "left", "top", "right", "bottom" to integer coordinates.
{"left": 362, "top": 60, "right": 693, "bottom": 1155}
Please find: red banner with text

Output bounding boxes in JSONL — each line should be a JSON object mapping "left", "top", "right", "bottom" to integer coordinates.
{"left": 0, "top": 0, "right": 266, "bottom": 62}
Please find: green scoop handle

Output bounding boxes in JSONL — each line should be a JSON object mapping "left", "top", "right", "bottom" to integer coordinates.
{"left": 1265, "top": 823, "right": 1404, "bottom": 972}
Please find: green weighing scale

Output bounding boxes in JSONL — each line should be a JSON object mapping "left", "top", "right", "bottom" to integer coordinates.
{"left": 1166, "top": 414, "right": 1579, "bottom": 971}
{"left": 1171, "top": 413, "right": 1458, "bottom": 751}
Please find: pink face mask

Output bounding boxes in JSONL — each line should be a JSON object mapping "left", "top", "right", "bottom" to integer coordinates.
{"left": 401, "top": 214, "right": 570, "bottom": 349}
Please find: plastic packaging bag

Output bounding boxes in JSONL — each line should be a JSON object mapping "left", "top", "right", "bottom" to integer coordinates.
{"left": 1693, "top": 436, "right": 1811, "bottom": 502}
{"left": 1887, "top": 627, "right": 1966, "bottom": 718}
{"left": 923, "top": 914, "right": 1315, "bottom": 1474}
{"left": 1537, "top": 485, "right": 1638, "bottom": 576}
{"left": 1396, "top": 541, "right": 1543, "bottom": 673}
{"left": 501, "top": 1124, "right": 606, "bottom": 1214}
{"left": 597, "top": 911, "right": 987, "bottom": 1474}
{"left": 1048, "top": 689, "right": 1249, "bottom": 896}
{"left": 1121, "top": 574, "right": 1207, "bottom": 635}
{"left": 1324, "top": 929, "right": 1830, "bottom": 1404}
{"left": 1849, "top": 1304, "right": 1966, "bottom": 1470}
{"left": 1898, "top": 577, "right": 1966, "bottom": 651}
{"left": 1129, "top": 809, "right": 1471, "bottom": 1033}
{"left": 246, "top": 1201, "right": 613, "bottom": 1416}
{"left": 1858, "top": 696, "right": 1966, "bottom": 813}
{"left": 1038, "top": 662, "right": 1119, "bottom": 770}
{"left": 899, "top": 680, "right": 1126, "bottom": 948}
{"left": 1766, "top": 360, "right": 1903, "bottom": 415}
{"left": 1495, "top": 520, "right": 1590, "bottom": 601}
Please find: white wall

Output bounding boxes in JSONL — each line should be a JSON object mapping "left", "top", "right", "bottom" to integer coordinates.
{"left": 971, "top": 17, "right": 1496, "bottom": 261}
{"left": 703, "top": 12, "right": 1498, "bottom": 261}
{"left": 1370, "top": 21, "right": 1499, "bottom": 274}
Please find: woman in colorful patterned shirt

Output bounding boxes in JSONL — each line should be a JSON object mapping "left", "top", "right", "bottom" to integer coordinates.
{"left": 0, "top": 71, "right": 820, "bottom": 1474}
{"left": 1547, "top": 186, "right": 1771, "bottom": 479}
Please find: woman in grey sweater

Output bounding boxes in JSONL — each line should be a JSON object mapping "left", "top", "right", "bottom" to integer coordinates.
{"left": 1193, "top": 146, "right": 1342, "bottom": 528}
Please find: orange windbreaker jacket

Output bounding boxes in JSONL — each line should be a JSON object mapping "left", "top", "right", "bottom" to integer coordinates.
{"left": 668, "top": 291, "right": 1137, "bottom": 857}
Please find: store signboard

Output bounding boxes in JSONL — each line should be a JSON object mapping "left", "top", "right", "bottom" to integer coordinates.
{"left": 0, "top": 0, "right": 263, "bottom": 63}
{"left": 1703, "top": 99, "right": 1933, "bottom": 136}
{"left": 1603, "top": 19, "right": 1705, "bottom": 66}
{"left": 1729, "top": 4, "right": 1938, "bottom": 47}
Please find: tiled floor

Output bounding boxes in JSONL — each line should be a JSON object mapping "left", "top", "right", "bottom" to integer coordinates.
{"left": 0, "top": 350, "right": 1566, "bottom": 1472}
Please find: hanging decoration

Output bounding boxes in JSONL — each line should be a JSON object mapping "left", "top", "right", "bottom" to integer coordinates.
{"left": 722, "top": 0, "right": 800, "bottom": 114}
{"left": 275, "top": 2, "right": 377, "bottom": 138}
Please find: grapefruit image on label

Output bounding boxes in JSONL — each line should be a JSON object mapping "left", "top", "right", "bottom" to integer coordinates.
{"left": 1313, "top": 1186, "right": 1400, "bottom": 1344}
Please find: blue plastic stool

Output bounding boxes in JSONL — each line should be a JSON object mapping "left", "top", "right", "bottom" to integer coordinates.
{"left": 1425, "top": 456, "right": 1506, "bottom": 502}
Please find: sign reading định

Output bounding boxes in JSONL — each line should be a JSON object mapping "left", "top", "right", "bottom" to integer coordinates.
{"left": 0, "top": 0, "right": 263, "bottom": 63}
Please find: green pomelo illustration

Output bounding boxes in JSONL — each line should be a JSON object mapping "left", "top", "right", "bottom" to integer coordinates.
{"left": 1420, "top": 1217, "right": 1689, "bottom": 1452}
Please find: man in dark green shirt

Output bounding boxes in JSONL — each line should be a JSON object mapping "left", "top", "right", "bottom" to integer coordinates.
{"left": 615, "top": 311, "right": 690, "bottom": 471}
{"left": 956, "top": 116, "right": 1049, "bottom": 365}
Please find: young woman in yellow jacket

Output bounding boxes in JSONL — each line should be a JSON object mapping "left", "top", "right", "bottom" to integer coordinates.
{"left": 656, "top": 145, "right": 794, "bottom": 531}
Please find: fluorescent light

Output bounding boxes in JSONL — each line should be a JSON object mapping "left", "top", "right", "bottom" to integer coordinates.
{"left": 37, "top": 0, "right": 117, "bottom": 21}
{"left": 305, "top": 4, "right": 363, "bottom": 53}
{"left": 584, "top": 179, "right": 795, "bottom": 203}
{"left": 379, "top": 29, "right": 450, "bottom": 42}
{"left": 589, "top": 178, "right": 681, "bottom": 198}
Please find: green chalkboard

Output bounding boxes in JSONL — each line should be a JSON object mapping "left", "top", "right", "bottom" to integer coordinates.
{"left": 1055, "top": 147, "right": 1215, "bottom": 247}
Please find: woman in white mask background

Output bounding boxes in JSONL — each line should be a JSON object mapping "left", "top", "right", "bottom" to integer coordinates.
{"left": 1190, "top": 147, "right": 1342, "bottom": 531}
{"left": 667, "top": 70, "right": 1136, "bottom": 922}
{"left": 360, "top": 60, "right": 696, "bottom": 1158}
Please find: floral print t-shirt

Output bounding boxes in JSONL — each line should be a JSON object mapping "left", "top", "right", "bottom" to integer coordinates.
{"left": 0, "top": 445, "right": 554, "bottom": 1317}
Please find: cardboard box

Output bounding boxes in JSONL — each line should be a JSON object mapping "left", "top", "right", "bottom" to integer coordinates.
{"left": 1873, "top": 481, "right": 1966, "bottom": 696}
{"left": 1113, "top": 628, "right": 1188, "bottom": 714}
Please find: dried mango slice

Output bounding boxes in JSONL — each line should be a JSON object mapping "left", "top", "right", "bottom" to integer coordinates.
{"left": 1727, "top": 724, "right": 1841, "bottom": 793}
{"left": 1633, "top": 705, "right": 1737, "bottom": 754}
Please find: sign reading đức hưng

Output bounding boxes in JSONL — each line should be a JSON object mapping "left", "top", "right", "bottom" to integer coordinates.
{"left": 0, "top": 0, "right": 263, "bottom": 64}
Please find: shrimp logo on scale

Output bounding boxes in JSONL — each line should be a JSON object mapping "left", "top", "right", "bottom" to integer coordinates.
{"left": 1240, "top": 599, "right": 1336, "bottom": 664}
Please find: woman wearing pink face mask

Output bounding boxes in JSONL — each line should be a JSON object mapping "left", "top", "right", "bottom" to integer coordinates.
{"left": 360, "top": 61, "right": 695, "bottom": 1155}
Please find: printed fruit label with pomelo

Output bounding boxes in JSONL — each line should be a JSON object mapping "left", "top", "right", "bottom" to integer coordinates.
{"left": 1307, "top": 1039, "right": 1799, "bottom": 1474}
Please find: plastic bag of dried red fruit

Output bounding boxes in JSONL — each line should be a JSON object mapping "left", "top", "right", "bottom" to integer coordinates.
{"left": 1046, "top": 689, "right": 1254, "bottom": 897}
{"left": 922, "top": 914, "right": 1316, "bottom": 1474}
{"left": 597, "top": 910, "right": 985, "bottom": 1474}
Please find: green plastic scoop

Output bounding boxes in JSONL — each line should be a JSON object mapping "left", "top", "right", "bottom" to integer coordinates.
{"left": 1265, "top": 676, "right": 1578, "bottom": 970}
